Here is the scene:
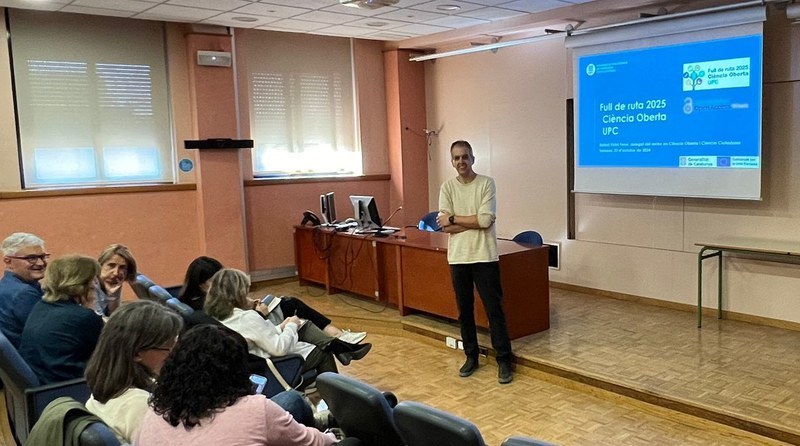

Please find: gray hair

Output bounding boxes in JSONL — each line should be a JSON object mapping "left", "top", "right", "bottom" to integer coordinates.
{"left": 2, "top": 233, "right": 45, "bottom": 256}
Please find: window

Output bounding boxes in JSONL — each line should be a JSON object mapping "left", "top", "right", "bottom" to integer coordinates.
{"left": 9, "top": 10, "right": 173, "bottom": 187}
{"left": 238, "top": 30, "right": 360, "bottom": 177}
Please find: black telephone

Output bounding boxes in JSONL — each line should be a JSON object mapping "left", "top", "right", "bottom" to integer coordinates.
{"left": 301, "top": 210, "right": 321, "bottom": 226}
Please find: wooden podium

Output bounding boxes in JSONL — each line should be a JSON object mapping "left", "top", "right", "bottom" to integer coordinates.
{"left": 294, "top": 226, "right": 550, "bottom": 339}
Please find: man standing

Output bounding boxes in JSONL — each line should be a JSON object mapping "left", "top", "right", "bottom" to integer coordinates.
{"left": 0, "top": 233, "right": 48, "bottom": 348}
{"left": 437, "top": 140, "right": 513, "bottom": 384}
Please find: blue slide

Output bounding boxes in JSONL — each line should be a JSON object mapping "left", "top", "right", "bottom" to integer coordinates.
{"left": 577, "top": 34, "right": 762, "bottom": 169}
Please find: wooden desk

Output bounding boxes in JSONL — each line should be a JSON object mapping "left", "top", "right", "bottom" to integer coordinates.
{"left": 295, "top": 226, "right": 550, "bottom": 339}
{"left": 696, "top": 240, "right": 800, "bottom": 327}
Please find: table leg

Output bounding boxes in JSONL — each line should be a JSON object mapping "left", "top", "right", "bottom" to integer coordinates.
{"left": 698, "top": 248, "right": 705, "bottom": 328}
{"left": 718, "top": 251, "right": 723, "bottom": 319}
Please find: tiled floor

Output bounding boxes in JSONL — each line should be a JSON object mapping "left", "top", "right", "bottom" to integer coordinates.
{"left": 256, "top": 281, "right": 800, "bottom": 444}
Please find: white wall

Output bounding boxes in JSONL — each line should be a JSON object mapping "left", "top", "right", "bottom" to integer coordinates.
{"left": 425, "top": 12, "right": 800, "bottom": 323}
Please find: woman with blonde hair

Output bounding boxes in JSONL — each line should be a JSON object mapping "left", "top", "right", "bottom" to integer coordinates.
{"left": 94, "top": 243, "right": 138, "bottom": 316}
{"left": 19, "top": 254, "right": 104, "bottom": 384}
{"left": 85, "top": 300, "right": 183, "bottom": 443}
{"left": 204, "top": 268, "right": 371, "bottom": 377}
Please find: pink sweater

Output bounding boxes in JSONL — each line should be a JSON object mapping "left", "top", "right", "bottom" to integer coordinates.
{"left": 134, "top": 395, "right": 336, "bottom": 446}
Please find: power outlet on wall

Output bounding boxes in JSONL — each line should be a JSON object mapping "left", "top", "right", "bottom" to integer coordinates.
{"left": 457, "top": 340, "right": 464, "bottom": 350}
{"left": 445, "top": 336, "right": 457, "bottom": 349}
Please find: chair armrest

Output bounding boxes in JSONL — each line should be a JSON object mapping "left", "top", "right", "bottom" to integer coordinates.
{"left": 25, "top": 378, "right": 91, "bottom": 431}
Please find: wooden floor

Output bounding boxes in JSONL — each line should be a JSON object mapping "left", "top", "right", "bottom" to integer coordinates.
{"left": 259, "top": 280, "right": 800, "bottom": 446}
{"left": 3, "top": 281, "right": 798, "bottom": 445}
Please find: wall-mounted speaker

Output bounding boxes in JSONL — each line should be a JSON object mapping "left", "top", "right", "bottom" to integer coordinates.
{"left": 197, "top": 50, "right": 231, "bottom": 67}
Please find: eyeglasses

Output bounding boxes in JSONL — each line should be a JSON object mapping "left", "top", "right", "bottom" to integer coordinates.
{"left": 6, "top": 254, "right": 50, "bottom": 264}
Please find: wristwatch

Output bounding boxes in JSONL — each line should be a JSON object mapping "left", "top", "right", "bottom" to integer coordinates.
{"left": 448, "top": 215, "right": 455, "bottom": 225}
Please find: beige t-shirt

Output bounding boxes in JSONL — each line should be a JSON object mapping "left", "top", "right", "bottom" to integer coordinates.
{"left": 86, "top": 387, "right": 150, "bottom": 444}
{"left": 438, "top": 174, "right": 498, "bottom": 264}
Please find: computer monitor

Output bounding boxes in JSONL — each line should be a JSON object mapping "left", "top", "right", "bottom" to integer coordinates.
{"left": 320, "top": 192, "right": 336, "bottom": 225}
{"left": 349, "top": 195, "right": 382, "bottom": 230}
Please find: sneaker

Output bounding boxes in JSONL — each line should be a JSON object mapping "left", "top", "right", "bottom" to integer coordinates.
{"left": 337, "top": 330, "right": 367, "bottom": 344}
{"left": 314, "top": 410, "right": 335, "bottom": 431}
{"left": 459, "top": 357, "right": 479, "bottom": 377}
{"left": 498, "top": 362, "right": 513, "bottom": 384}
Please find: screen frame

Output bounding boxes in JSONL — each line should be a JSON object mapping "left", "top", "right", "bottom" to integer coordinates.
{"left": 349, "top": 195, "right": 382, "bottom": 230}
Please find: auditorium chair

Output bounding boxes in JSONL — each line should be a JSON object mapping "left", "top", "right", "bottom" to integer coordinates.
{"left": 512, "top": 230, "right": 543, "bottom": 246}
{"left": 316, "top": 372, "right": 403, "bottom": 446}
{"left": 501, "top": 435, "right": 558, "bottom": 446}
{"left": 0, "top": 331, "right": 90, "bottom": 444}
{"left": 418, "top": 211, "right": 441, "bottom": 232}
{"left": 79, "top": 421, "right": 121, "bottom": 446}
{"left": 393, "top": 401, "right": 487, "bottom": 446}
{"left": 130, "top": 273, "right": 156, "bottom": 300}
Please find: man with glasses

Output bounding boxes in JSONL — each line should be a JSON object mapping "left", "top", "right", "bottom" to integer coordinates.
{"left": 0, "top": 232, "right": 48, "bottom": 348}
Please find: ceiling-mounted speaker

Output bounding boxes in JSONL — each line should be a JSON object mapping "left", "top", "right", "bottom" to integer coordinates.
{"left": 197, "top": 50, "right": 232, "bottom": 67}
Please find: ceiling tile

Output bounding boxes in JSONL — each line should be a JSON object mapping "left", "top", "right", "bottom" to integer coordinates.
{"left": 410, "top": 0, "right": 484, "bottom": 15}
{"left": 71, "top": 0, "right": 154, "bottom": 13}
{"left": 134, "top": 4, "right": 220, "bottom": 21}
{"left": 499, "top": 0, "right": 570, "bottom": 14}
{"left": 462, "top": 0, "right": 515, "bottom": 5}
{"left": 322, "top": 4, "right": 399, "bottom": 17}
{"left": 200, "top": 12, "right": 279, "bottom": 27}
{"left": 372, "top": 8, "right": 446, "bottom": 23}
{"left": 364, "top": 31, "right": 417, "bottom": 40}
{"left": 391, "top": 22, "right": 452, "bottom": 34}
{"left": 460, "top": 6, "right": 527, "bottom": 20}
{"left": 0, "top": 0, "right": 67, "bottom": 11}
{"left": 257, "top": 18, "right": 331, "bottom": 31}
{"left": 257, "top": 0, "right": 332, "bottom": 8}
{"left": 291, "top": 10, "right": 362, "bottom": 25}
{"left": 394, "top": 0, "right": 432, "bottom": 6}
{"left": 315, "top": 24, "right": 377, "bottom": 36}
{"left": 167, "top": 0, "right": 250, "bottom": 11}
{"left": 60, "top": 5, "right": 136, "bottom": 17}
{"left": 233, "top": 3, "right": 311, "bottom": 18}
{"left": 345, "top": 16, "right": 410, "bottom": 30}
{"left": 425, "top": 15, "right": 487, "bottom": 27}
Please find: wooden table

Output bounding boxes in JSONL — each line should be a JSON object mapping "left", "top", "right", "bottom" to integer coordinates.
{"left": 295, "top": 226, "right": 550, "bottom": 339}
{"left": 696, "top": 240, "right": 800, "bottom": 327}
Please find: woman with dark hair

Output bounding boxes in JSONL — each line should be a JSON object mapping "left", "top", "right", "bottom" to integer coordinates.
{"left": 136, "top": 325, "right": 336, "bottom": 445}
{"left": 85, "top": 300, "right": 183, "bottom": 443}
{"left": 177, "top": 256, "right": 222, "bottom": 312}
{"left": 204, "top": 269, "right": 370, "bottom": 376}
{"left": 178, "top": 256, "right": 366, "bottom": 344}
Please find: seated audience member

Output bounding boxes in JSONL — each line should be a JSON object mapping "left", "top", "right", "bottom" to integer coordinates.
{"left": 0, "top": 232, "right": 48, "bottom": 348}
{"left": 179, "top": 256, "right": 366, "bottom": 343}
{"left": 85, "top": 300, "right": 183, "bottom": 443}
{"left": 94, "top": 243, "right": 138, "bottom": 316}
{"left": 136, "top": 325, "right": 336, "bottom": 446}
{"left": 85, "top": 300, "right": 315, "bottom": 442}
{"left": 19, "top": 255, "right": 104, "bottom": 384}
{"left": 204, "top": 268, "right": 371, "bottom": 376}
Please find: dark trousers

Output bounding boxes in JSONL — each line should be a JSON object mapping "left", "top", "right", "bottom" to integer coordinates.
{"left": 450, "top": 261, "right": 512, "bottom": 364}
{"left": 280, "top": 297, "right": 332, "bottom": 330}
